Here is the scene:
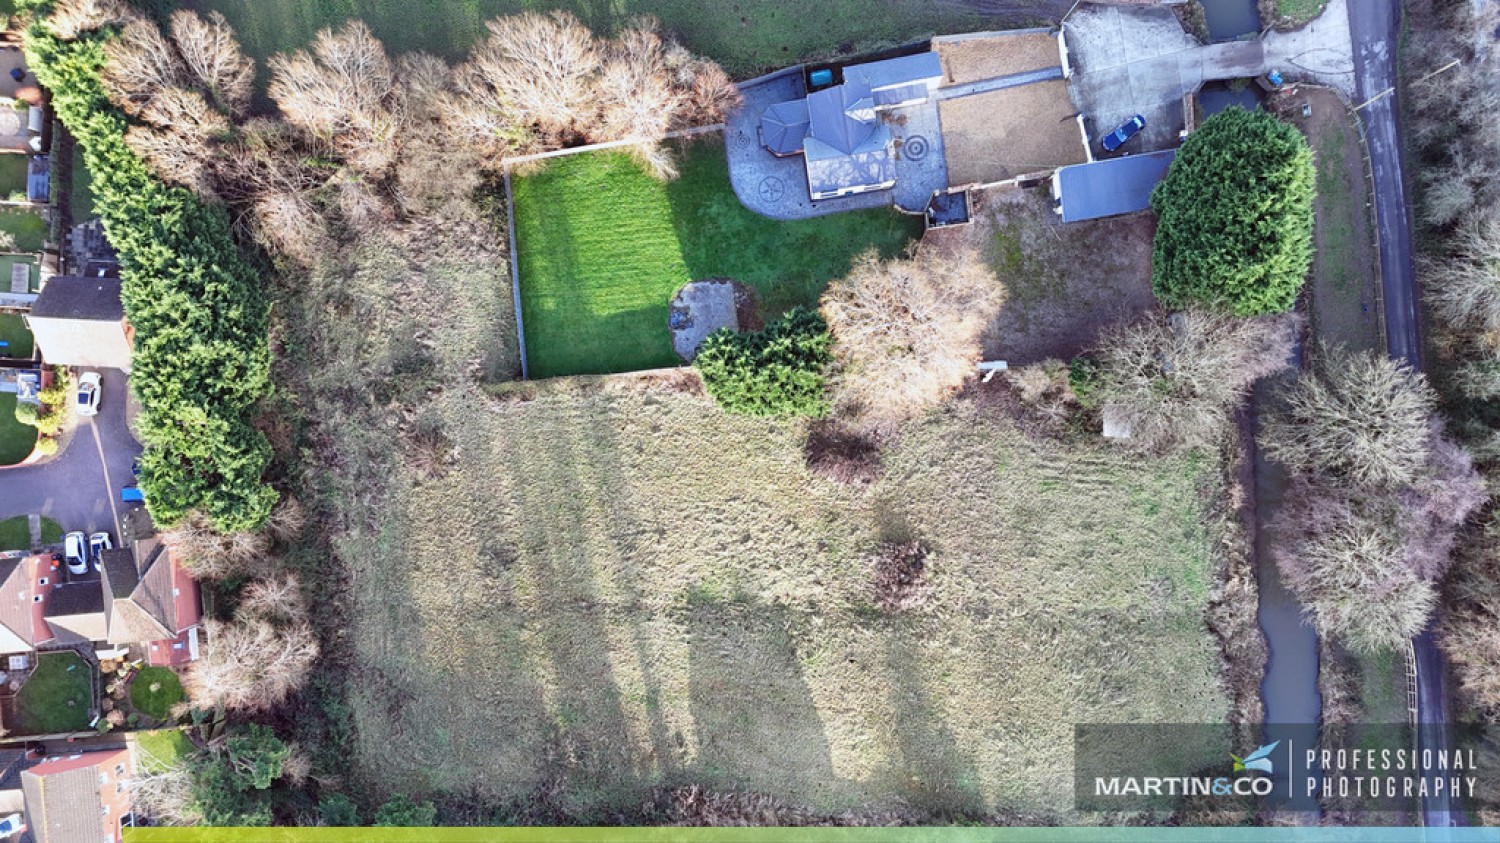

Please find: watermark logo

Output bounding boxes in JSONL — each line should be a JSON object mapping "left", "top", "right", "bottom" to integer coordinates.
{"left": 1230, "top": 741, "right": 1278, "bottom": 775}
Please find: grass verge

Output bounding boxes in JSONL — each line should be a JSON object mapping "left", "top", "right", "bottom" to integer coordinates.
{"left": 0, "top": 515, "right": 27, "bottom": 550}
{"left": 130, "top": 667, "right": 186, "bottom": 720}
{"left": 512, "top": 138, "right": 920, "bottom": 377}
{"left": 0, "top": 393, "right": 36, "bottom": 465}
{"left": 1292, "top": 89, "right": 1382, "bottom": 354}
{"left": 16, "top": 651, "right": 93, "bottom": 734}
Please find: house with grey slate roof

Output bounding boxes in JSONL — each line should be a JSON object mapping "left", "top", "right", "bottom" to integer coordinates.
{"left": 759, "top": 52, "right": 943, "bottom": 200}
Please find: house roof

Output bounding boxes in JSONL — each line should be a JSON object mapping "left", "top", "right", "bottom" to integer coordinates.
{"left": 760, "top": 99, "right": 810, "bottom": 156}
{"left": 1054, "top": 148, "right": 1178, "bottom": 223}
{"left": 29, "top": 275, "right": 124, "bottom": 322}
{"left": 42, "top": 580, "right": 107, "bottom": 642}
{"left": 22, "top": 749, "right": 131, "bottom": 843}
{"left": 805, "top": 125, "right": 894, "bottom": 197}
{"left": 806, "top": 74, "right": 879, "bottom": 157}
{"left": 0, "top": 554, "right": 57, "bottom": 650}
{"left": 849, "top": 51, "right": 943, "bottom": 93}
{"left": 102, "top": 542, "right": 194, "bottom": 646}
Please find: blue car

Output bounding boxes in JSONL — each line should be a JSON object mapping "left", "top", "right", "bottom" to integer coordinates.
{"left": 1100, "top": 114, "right": 1146, "bottom": 152}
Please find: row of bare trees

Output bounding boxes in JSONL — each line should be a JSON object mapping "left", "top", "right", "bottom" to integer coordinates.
{"left": 1264, "top": 350, "right": 1483, "bottom": 652}
{"left": 1408, "top": 0, "right": 1500, "bottom": 720}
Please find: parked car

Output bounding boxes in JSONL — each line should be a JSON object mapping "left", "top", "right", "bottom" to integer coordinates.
{"left": 63, "top": 531, "right": 87, "bottom": 575}
{"left": 88, "top": 532, "right": 112, "bottom": 571}
{"left": 75, "top": 371, "right": 102, "bottom": 416}
{"left": 1100, "top": 114, "right": 1146, "bottom": 153}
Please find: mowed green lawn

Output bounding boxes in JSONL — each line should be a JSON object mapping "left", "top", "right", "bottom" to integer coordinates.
{"left": 512, "top": 140, "right": 921, "bottom": 377}
{"left": 17, "top": 651, "right": 93, "bottom": 734}
{"left": 0, "top": 393, "right": 36, "bottom": 465}
{"left": 197, "top": 0, "right": 999, "bottom": 77}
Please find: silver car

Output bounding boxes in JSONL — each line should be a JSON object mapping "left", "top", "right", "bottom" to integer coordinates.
{"left": 88, "top": 532, "right": 112, "bottom": 572}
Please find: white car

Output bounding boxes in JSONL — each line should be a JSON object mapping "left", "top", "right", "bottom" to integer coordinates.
{"left": 88, "top": 532, "right": 112, "bottom": 572}
{"left": 75, "top": 371, "right": 101, "bottom": 416}
{"left": 63, "top": 531, "right": 87, "bottom": 575}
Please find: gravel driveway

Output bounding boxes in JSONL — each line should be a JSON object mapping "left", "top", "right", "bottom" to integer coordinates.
{"left": 0, "top": 368, "right": 141, "bottom": 545}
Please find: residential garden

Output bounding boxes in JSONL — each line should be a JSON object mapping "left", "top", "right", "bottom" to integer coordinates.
{"left": 0, "top": 514, "right": 58, "bottom": 549}
{"left": 511, "top": 139, "right": 920, "bottom": 377}
{"left": 13, "top": 650, "right": 93, "bottom": 734}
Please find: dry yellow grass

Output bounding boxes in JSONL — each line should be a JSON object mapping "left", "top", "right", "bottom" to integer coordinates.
{"left": 939, "top": 79, "right": 1087, "bottom": 186}
{"left": 936, "top": 32, "right": 1060, "bottom": 84}
{"left": 337, "top": 382, "right": 1232, "bottom": 819}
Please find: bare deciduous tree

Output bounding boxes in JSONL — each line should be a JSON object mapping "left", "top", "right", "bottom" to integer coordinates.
{"left": 821, "top": 245, "right": 1004, "bottom": 426}
{"left": 124, "top": 125, "right": 215, "bottom": 196}
{"left": 102, "top": 17, "right": 186, "bottom": 116}
{"left": 169, "top": 10, "right": 255, "bottom": 116}
{"left": 1442, "top": 528, "right": 1500, "bottom": 716}
{"left": 457, "top": 10, "right": 600, "bottom": 147}
{"left": 1273, "top": 482, "right": 1437, "bottom": 653}
{"left": 1262, "top": 348, "right": 1438, "bottom": 488}
{"left": 47, "top": 0, "right": 128, "bottom": 40}
{"left": 237, "top": 573, "right": 309, "bottom": 625}
{"left": 1093, "top": 309, "right": 1298, "bottom": 451}
{"left": 1423, "top": 215, "right": 1500, "bottom": 336}
{"left": 159, "top": 511, "right": 271, "bottom": 579}
{"left": 185, "top": 617, "right": 318, "bottom": 712}
{"left": 268, "top": 21, "right": 401, "bottom": 176}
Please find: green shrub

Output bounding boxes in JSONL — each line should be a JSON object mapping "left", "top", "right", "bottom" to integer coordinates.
{"left": 693, "top": 306, "right": 832, "bottom": 417}
{"left": 373, "top": 794, "right": 437, "bottom": 827}
{"left": 23, "top": 7, "right": 275, "bottom": 532}
{"left": 33, "top": 436, "right": 56, "bottom": 456}
{"left": 1068, "top": 357, "right": 1102, "bottom": 408}
{"left": 13, "top": 402, "right": 36, "bottom": 426}
{"left": 32, "top": 408, "right": 63, "bottom": 436}
{"left": 1150, "top": 106, "right": 1315, "bottom": 315}
{"left": 318, "top": 793, "right": 360, "bottom": 826}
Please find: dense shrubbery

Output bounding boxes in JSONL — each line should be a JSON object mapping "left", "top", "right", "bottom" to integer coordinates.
{"left": 22, "top": 1, "right": 275, "bottom": 531}
{"left": 693, "top": 306, "right": 832, "bottom": 417}
{"left": 1150, "top": 106, "right": 1315, "bottom": 315}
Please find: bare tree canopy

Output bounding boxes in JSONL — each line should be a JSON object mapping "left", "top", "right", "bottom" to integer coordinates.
{"left": 184, "top": 616, "right": 319, "bottom": 712}
{"left": 169, "top": 10, "right": 255, "bottom": 116}
{"left": 1092, "top": 308, "right": 1298, "bottom": 451}
{"left": 1423, "top": 216, "right": 1500, "bottom": 337}
{"left": 268, "top": 21, "right": 401, "bottom": 176}
{"left": 821, "top": 245, "right": 1004, "bottom": 425}
{"left": 47, "top": 0, "right": 128, "bottom": 40}
{"left": 1262, "top": 348, "right": 1438, "bottom": 488}
{"left": 102, "top": 17, "right": 186, "bottom": 116}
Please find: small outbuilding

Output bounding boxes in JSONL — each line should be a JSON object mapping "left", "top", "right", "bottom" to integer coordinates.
{"left": 25, "top": 275, "right": 132, "bottom": 370}
{"left": 1051, "top": 148, "right": 1177, "bottom": 223}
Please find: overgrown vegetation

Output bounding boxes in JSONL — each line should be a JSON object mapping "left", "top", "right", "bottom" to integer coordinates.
{"left": 1088, "top": 308, "right": 1298, "bottom": 452}
{"left": 1406, "top": 0, "right": 1500, "bottom": 719}
{"left": 1150, "top": 106, "right": 1315, "bottom": 315}
{"left": 1264, "top": 349, "right": 1483, "bottom": 652}
{"left": 694, "top": 306, "right": 831, "bottom": 417}
{"left": 821, "top": 245, "right": 1003, "bottom": 428}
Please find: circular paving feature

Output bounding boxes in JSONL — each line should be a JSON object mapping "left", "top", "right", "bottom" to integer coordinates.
{"left": 903, "top": 135, "right": 929, "bottom": 161}
{"left": 736, "top": 131, "right": 752, "bottom": 148}
{"left": 758, "top": 176, "right": 786, "bottom": 204}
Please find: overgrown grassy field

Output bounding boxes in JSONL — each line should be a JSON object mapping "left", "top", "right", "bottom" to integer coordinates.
{"left": 337, "top": 383, "right": 1232, "bottom": 818}
{"left": 512, "top": 140, "right": 920, "bottom": 377}
{"left": 195, "top": 0, "right": 1063, "bottom": 77}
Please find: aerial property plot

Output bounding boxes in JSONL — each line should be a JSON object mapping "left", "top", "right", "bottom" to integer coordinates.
{"left": 511, "top": 138, "right": 920, "bottom": 378}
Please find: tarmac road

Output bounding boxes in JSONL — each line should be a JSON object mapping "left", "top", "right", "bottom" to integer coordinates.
{"left": 0, "top": 368, "right": 140, "bottom": 546}
{"left": 1349, "top": 1, "right": 1465, "bottom": 829}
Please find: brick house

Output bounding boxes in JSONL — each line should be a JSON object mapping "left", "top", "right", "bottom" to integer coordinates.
{"left": 19, "top": 749, "right": 134, "bottom": 843}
